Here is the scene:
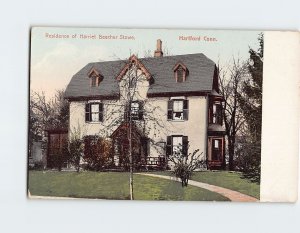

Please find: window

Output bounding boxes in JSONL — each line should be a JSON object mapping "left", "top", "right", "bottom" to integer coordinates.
{"left": 125, "top": 101, "right": 143, "bottom": 120}
{"left": 129, "top": 76, "right": 136, "bottom": 89}
{"left": 212, "top": 101, "right": 222, "bottom": 124}
{"left": 85, "top": 102, "right": 103, "bottom": 122}
{"left": 167, "top": 99, "right": 188, "bottom": 121}
{"left": 173, "top": 62, "right": 188, "bottom": 83}
{"left": 172, "top": 136, "right": 183, "bottom": 154}
{"left": 130, "top": 101, "right": 139, "bottom": 120}
{"left": 176, "top": 67, "right": 184, "bottom": 83}
{"left": 173, "top": 100, "right": 183, "bottom": 120}
{"left": 166, "top": 135, "right": 188, "bottom": 156}
{"left": 214, "top": 139, "right": 219, "bottom": 149}
{"left": 91, "top": 75, "right": 97, "bottom": 87}
{"left": 91, "top": 104, "right": 100, "bottom": 121}
{"left": 88, "top": 68, "right": 103, "bottom": 87}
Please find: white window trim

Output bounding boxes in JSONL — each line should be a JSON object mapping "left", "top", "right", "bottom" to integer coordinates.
{"left": 85, "top": 101, "right": 104, "bottom": 124}
{"left": 172, "top": 98, "right": 185, "bottom": 121}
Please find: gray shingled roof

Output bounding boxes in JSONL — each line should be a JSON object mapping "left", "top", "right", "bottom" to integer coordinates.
{"left": 65, "top": 53, "right": 216, "bottom": 99}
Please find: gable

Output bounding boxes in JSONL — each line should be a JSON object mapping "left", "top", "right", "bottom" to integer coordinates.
{"left": 116, "top": 55, "right": 151, "bottom": 81}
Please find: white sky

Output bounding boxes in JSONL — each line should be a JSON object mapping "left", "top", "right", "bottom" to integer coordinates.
{"left": 30, "top": 27, "right": 261, "bottom": 99}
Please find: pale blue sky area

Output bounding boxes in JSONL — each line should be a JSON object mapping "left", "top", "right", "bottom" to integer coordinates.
{"left": 30, "top": 27, "right": 262, "bottom": 99}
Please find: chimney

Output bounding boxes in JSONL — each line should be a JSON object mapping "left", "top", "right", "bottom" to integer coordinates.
{"left": 154, "top": 39, "right": 163, "bottom": 57}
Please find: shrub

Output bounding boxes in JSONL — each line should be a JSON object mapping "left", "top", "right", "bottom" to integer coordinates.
{"left": 169, "top": 145, "right": 205, "bottom": 187}
{"left": 173, "top": 163, "right": 192, "bottom": 186}
{"left": 234, "top": 140, "right": 261, "bottom": 183}
{"left": 67, "top": 130, "right": 84, "bottom": 172}
{"left": 83, "top": 136, "right": 113, "bottom": 171}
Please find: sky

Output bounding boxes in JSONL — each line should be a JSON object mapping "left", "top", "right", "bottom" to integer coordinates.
{"left": 30, "top": 27, "right": 262, "bottom": 99}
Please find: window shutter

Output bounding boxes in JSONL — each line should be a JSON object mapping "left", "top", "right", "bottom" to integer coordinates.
{"left": 182, "top": 136, "right": 188, "bottom": 156}
{"left": 85, "top": 103, "right": 90, "bottom": 122}
{"left": 183, "top": 99, "right": 189, "bottom": 120}
{"left": 99, "top": 103, "right": 103, "bottom": 122}
{"left": 167, "top": 100, "right": 173, "bottom": 120}
{"left": 166, "top": 136, "right": 172, "bottom": 157}
{"left": 138, "top": 101, "right": 143, "bottom": 120}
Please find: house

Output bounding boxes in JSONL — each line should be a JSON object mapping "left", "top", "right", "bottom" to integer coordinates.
{"left": 64, "top": 39, "right": 226, "bottom": 170}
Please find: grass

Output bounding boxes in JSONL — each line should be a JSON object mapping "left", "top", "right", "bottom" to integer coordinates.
{"left": 149, "top": 170, "right": 260, "bottom": 199}
{"left": 28, "top": 171, "right": 229, "bottom": 201}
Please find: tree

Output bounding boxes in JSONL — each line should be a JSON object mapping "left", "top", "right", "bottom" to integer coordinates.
{"left": 168, "top": 144, "right": 204, "bottom": 187}
{"left": 29, "top": 89, "right": 69, "bottom": 140}
{"left": 219, "top": 58, "right": 248, "bottom": 170}
{"left": 236, "top": 33, "right": 263, "bottom": 181}
{"left": 28, "top": 100, "right": 42, "bottom": 157}
{"left": 238, "top": 33, "right": 263, "bottom": 142}
{"left": 29, "top": 89, "right": 70, "bottom": 169}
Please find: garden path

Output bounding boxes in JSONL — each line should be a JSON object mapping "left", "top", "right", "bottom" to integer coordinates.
{"left": 137, "top": 173, "right": 258, "bottom": 202}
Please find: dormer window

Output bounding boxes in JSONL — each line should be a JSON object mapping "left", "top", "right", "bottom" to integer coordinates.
{"left": 88, "top": 68, "right": 103, "bottom": 87}
{"left": 176, "top": 67, "right": 184, "bottom": 83}
{"left": 173, "top": 62, "right": 189, "bottom": 83}
{"left": 91, "top": 75, "right": 97, "bottom": 87}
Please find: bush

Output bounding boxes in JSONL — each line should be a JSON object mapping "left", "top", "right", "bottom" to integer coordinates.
{"left": 67, "top": 131, "right": 84, "bottom": 172}
{"left": 173, "top": 163, "right": 192, "bottom": 187}
{"left": 169, "top": 146, "right": 205, "bottom": 187}
{"left": 83, "top": 136, "right": 113, "bottom": 171}
{"left": 234, "top": 140, "right": 261, "bottom": 183}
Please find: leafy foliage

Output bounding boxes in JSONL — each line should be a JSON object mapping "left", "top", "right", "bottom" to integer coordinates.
{"left": 236, "top": 33, "right": 263, "bottom": 181}
{"left": 29, "top": 89, "right": 69, "bottom": 155}
{"left": 238, "top": 33, "right": 263, "bottom": 142}
{"left": 234, "top": 139, "right": 261, "bottom": 183}
{"left": 67, "top": 129, "right": 84, "bottom": 172}
{"left": 83, "top": 136, "right": 113, "bottom": 171}
{"left": 169, "top": 145, "right": 205, "bottom": 187}
{"left": 219, "top": 33, "right": 263, "bottom": 179}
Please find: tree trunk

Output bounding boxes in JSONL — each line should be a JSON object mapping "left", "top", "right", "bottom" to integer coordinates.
{"left": 129, "top": 115, "right": 134, "bottom": 200}
{"left": 76, "top": 159, "right": 80, "bottom": 172}
{"left": 228, "top": 137, "right": 235, "bottom": 171}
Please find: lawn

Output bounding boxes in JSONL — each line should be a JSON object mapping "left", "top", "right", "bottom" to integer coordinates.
{"left": 28, "top": 171, "right": 229, "bottom": 201}
{"left": 149, "top": 171, "right": 260, "bottom": 199}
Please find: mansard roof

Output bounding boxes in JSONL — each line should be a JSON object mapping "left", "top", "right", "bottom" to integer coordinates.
{"left": 64, "top": 53, "right": 217, "bottom": 100}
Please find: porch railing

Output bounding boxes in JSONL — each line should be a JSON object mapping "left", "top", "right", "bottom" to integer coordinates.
{"left": 143, "top": 156, "right": 166, "bottom": 168}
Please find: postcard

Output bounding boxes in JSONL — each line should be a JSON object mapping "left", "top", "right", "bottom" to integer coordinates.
{"left": 28, "top": 27, "right": 299, "bottom": 202}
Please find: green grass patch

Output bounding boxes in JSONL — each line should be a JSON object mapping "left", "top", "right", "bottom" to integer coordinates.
{"left": 28, "top": 171, "right": 229, "bottom": 201}
{"left": 149, "top": 170, "right": 260, "bottom": 199}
